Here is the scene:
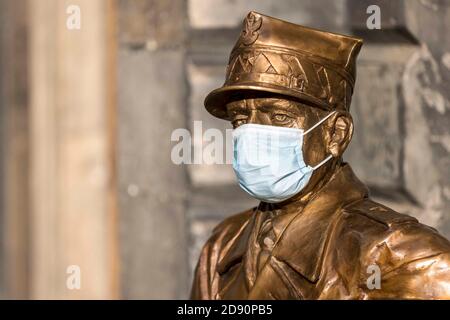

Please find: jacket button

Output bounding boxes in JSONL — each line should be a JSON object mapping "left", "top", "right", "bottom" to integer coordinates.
{"left": 264, "top": 237, "right": 275, "bottom": 249}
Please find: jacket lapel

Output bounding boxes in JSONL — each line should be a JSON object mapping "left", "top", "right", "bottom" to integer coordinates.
{"left": 271, "top": 164, "right": 369, "bottom": 283}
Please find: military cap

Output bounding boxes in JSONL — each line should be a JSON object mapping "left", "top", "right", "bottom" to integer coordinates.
{"left": 204, "top": 11, "right": 363, "bottom": 120}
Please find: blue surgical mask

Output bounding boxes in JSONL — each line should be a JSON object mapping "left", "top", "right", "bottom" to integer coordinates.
{"left": 232, "top": 111, "right": 336, "bottom": 203}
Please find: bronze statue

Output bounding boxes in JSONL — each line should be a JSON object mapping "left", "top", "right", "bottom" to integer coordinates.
{"left": 190, "top": 12, "right": 450, "bottom": 299}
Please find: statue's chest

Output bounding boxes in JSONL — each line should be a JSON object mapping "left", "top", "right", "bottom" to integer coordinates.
{"left": 215, "top": 256, "right": 318, "bottom": 300}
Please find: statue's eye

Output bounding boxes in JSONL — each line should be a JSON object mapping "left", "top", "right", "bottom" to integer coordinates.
{"left": 272, "top": 113, "right": 288, "bottom": 123}
{"left": 231, "top": 116, "right": 248, "bottom": 128}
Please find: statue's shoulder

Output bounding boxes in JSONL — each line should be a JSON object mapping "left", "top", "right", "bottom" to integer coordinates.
{"left": 341, "top": 198, "right": 450, "bottom": 298}
{"left": 343, "top": 198, "right": 418, "bottom": 228}
{"left": 341, "top": 198, "right": 450, "bottom": 260}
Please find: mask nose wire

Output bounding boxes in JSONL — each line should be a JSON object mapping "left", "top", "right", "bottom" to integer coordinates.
{"left": 303, "top": 111, "right": 337, "bottom": 135}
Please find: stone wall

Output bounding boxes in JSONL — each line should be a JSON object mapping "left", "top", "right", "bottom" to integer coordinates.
{"left": 117, "top": 0, "right": 190, "bottom": 299}
{"left": 401, "top": 0, "right": 450, "bottom": 237}
{"left": 116, "top": 0, "right": 450, "bottom": 299}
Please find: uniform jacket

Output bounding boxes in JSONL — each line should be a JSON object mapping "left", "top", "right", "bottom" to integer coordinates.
{"left": 190, "top": 164, "right": 450, "bottom": 299}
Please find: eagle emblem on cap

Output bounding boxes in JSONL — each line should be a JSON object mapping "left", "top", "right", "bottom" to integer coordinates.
{"left": 240, "top": 12, "right": 262, "bottom": 46}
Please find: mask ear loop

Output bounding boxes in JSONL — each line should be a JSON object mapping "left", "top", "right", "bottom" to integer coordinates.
{"left": 302, "top": 111, "right": 337, "bottom": 170}
{"left": 312, "top": 154, "right": 333, "bottom": 170}
{"left": 303, "top": 111, "right": 337, "bottom": 135}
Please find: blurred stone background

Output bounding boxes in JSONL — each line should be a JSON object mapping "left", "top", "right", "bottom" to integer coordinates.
{"left": 0, "top": 0, "right": 449, "bottom": 299}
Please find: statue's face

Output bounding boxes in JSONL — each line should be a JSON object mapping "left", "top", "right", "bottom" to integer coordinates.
{"left": 226, "top": 96, "right": 353, "bottom": 200}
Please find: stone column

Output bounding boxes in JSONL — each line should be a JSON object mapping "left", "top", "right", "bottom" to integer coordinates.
{"left": 0, "top": 0, "right": 30, "bottom": 299}
{"left": 28, "top": 0, "right": 119, "bottom": 299}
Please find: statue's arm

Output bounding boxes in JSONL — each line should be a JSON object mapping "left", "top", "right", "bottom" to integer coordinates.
{"left": 371, "top": 252, "right": 450, "bottom": 299}
{"left": 190, "top": 243, "right": 212, "bottom": 299}
{"left": 363, "top": 222, "right": 450, "bottom": 300}
{"left": 190, "top": 234, "right": 221, "bottom": 300}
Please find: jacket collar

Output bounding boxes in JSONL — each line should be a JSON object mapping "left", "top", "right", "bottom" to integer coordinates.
{"left": 217, "top": 164, "right": 368, "bottom": 282}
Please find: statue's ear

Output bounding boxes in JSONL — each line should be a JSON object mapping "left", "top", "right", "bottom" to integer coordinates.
{"left": 328, "top": 112, "right": 353, "bottom": 157}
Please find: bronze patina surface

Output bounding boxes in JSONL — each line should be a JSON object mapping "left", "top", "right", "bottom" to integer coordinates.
{"left": 191, "top": 12, "right": 450, "bottom": 300}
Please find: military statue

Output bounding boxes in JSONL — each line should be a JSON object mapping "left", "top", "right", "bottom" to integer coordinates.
{"left": 190, "top": 12, "right": 450, "bottom": 299}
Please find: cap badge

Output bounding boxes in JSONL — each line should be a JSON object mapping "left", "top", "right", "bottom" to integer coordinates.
{"left": 240, "top": 12, "right": 262, "bottom": 46}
